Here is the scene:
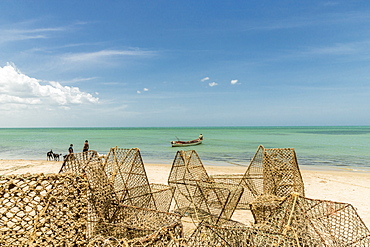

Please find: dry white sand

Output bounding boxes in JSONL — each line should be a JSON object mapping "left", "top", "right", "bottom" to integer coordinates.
{"left": 0, "top": 159, "right": 369, "bottom": 228}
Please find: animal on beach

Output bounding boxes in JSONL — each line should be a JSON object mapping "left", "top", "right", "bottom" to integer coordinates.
{"left": 53, "top": 153, "right": 62, "bottom": 161}
{"left": 47, "top": 150, "right": 54, "bottom": 161}
{"left": 47, "top": 150, "right": 62, "bottom": 161}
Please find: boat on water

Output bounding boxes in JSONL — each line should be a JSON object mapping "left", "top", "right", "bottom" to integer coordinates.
{"left": 171, "top": 134, "right": 203, "bottom": 147}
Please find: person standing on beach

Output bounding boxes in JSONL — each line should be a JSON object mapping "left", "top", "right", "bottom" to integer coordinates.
{"left": 83, "top": 140, "right": 89, "bottom": 152}
{"left": 68, "top": 144, "right": 74, "bottom": 154}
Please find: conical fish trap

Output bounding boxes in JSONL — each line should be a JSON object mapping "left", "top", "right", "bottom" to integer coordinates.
{"left": 252, "top": 193, "right": 370, "bottom": 246}
{"left": 168, "top": 150, "right": 242, "bottom": 225}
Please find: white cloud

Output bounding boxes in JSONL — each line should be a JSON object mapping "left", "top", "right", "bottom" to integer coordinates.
{"left": 0, "top": 20, "right": 89, "bottom": 45}
{"left": 63, "top": 49, "right": 156, "bottom": 63}
{"left": 137, "top": 88, "right": 149, "bottom": 94}
{"left": 0, "top": 94, "right": 41, "bottom": 105}
{"left": 209, "top": 82, "right": 218, "bottom": 87}
{"left": 0, "top": 27, "right": 65, "bottom": 44}
{"left": 231, "top": 79, "right": 238, "bottom": 85}
{"left": 0, "top": 63, "right": 99, "bottom": 108}
{"left": 201, "top": 77, "right": 210, "bottom": 82}
{"left": 63, "top": 77, "right": 97, "bottom": 84}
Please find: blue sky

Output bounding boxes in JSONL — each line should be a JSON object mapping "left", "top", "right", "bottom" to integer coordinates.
{"left": 0, "top": 1, "right": 370, "bottom": 127}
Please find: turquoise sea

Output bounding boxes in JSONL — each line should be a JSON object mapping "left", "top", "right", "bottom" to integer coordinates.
{"left": 0, "top": 126, "right": 369, "bottom": 172}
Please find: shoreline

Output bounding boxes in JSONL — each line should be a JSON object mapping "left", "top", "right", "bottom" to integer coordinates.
{"left": 2, "top": 158, "right": 369, "bottom": 173}
{"left": 0, "top": 159, "right": 369, "bottom": 227}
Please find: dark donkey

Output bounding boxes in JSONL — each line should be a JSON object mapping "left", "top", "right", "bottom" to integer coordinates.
{"left": 53, "top": 153, "right": 62, "bottom": 161}
{"left": 47, "top": 150, "right": 54, "bottom": 161}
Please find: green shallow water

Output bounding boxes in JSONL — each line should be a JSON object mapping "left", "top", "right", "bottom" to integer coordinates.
{"left": 0, "top": 126, "right": 369, "bottom": 171}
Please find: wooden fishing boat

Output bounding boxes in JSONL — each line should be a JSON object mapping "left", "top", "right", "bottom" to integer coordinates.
{"left": 171, "top": 138, "right": 202, "bottom": 147}
{"left": 171, "top": 135, "right": 203, "bottom": 147}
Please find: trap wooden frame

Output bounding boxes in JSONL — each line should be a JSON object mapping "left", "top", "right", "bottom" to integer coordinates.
{"left": 168, "top": 150, "right": 243, "bottom": 225}
{"left": 211, "top": 145, "right": 305, "bottom": 209}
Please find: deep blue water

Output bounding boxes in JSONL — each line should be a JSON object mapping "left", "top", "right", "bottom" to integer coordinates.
{"left": 0, "top": 126, "right": 369, "bottom": 171}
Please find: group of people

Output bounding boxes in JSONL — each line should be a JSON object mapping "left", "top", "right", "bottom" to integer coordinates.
{"left": 68, "top": 140, "right": 89, "bottom": 154}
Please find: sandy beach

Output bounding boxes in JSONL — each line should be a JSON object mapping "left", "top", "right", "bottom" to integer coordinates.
{"left": 0, "top": 159, "right": 369, "bottom": 228}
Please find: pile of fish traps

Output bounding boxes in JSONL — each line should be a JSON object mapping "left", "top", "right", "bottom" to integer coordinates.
{"left": 0, "top": 145, "right": 368, "bottom": 246}
{"left": 60, "top": 147, "right": 182, "bottom": 246}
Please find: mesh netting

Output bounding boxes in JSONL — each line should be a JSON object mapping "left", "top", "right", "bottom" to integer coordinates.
{"left": 168, "top": 150, "right": 210, "bottom": 184}
{"left": 211, "top": 145, "right": 305, "bottom": 209}
{"left": 249, "top": 194, "right": 285, "bottom": 224}
{"left": 150, "top": 183, "right": 175, "bottom": 213}
{"left": 187, "top": 221, "right": 295, "bottom": 247}
{"left": 168, "top": 150, "right": 242, "bottom": 225}
{"left": 1, "top": 146, "right": 369, "bottom": 246}
{"left": 263, "top": 147, "right": 304, "bottom": 197}
{"left": 61, "top": 148, "right": 174, "bottom": 213}
{"left": 102, "top": 147, "right": 157, "bottom": 209}
{"left": 187, "top": 192, "right": 370, "bottom": 246}
{"left": 89, "top": 204, "right": 184, "bottom": 247}
{"left": 60, "top": 150, "right": 100, "bottom": 174}
{"left": 195, "top": 181, "right": 243, "bottom": 225}
{"left": 59, "top": 148, "right": 181, "bottom": 245}
{"left": 60, "top": 150, "right": 119, "bottom": 236}
{"left": 0, "top": 173, "right": 89, "bottom": 246}
{"left": 252, "top": 193, "right": 370, "bottom": 246}
{"left": 168, "top": 150, "right": 212, "bottom": 220}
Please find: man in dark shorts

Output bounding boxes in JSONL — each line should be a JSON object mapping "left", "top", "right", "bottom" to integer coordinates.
{"left": 83, "top": 140, "right": 89, "bottom": 152}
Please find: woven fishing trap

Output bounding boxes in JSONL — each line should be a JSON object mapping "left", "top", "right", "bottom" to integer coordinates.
{"left": 186, "top": 192, "right": 370, "bottom": 246}
{"left": 0, "top": 146, "right": 369, "bottom": 246}
{"left": 0, "top": 173, "right": 89, "bottom": 246}
{"left": 61, "top": 148, "right": 174, "bottom": 212}
{"left": 89, "top": 204, "right": 184, "bottom": 247}
{"left": 59, "top": 148, "right": 182, "bottom": 246}
{"left": 252, "top": 193, "right": 370, "bottom": 246}
{"left": 263, "top": 146, "right": 304, "bottom": 197}
{"left": 102, "top": 147, "right": 157, "bottom": 209}
{"left": 211, "top": 145, "right": 305, "bottom": 209}
{"left": 187, "top": 221, "right": 296, "bottom": 247}
{"left": 210, "top": 145, "right": 265, "bottom": 209}
{"left": 168, "top": 150, "right": 243, "bottom": 225}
